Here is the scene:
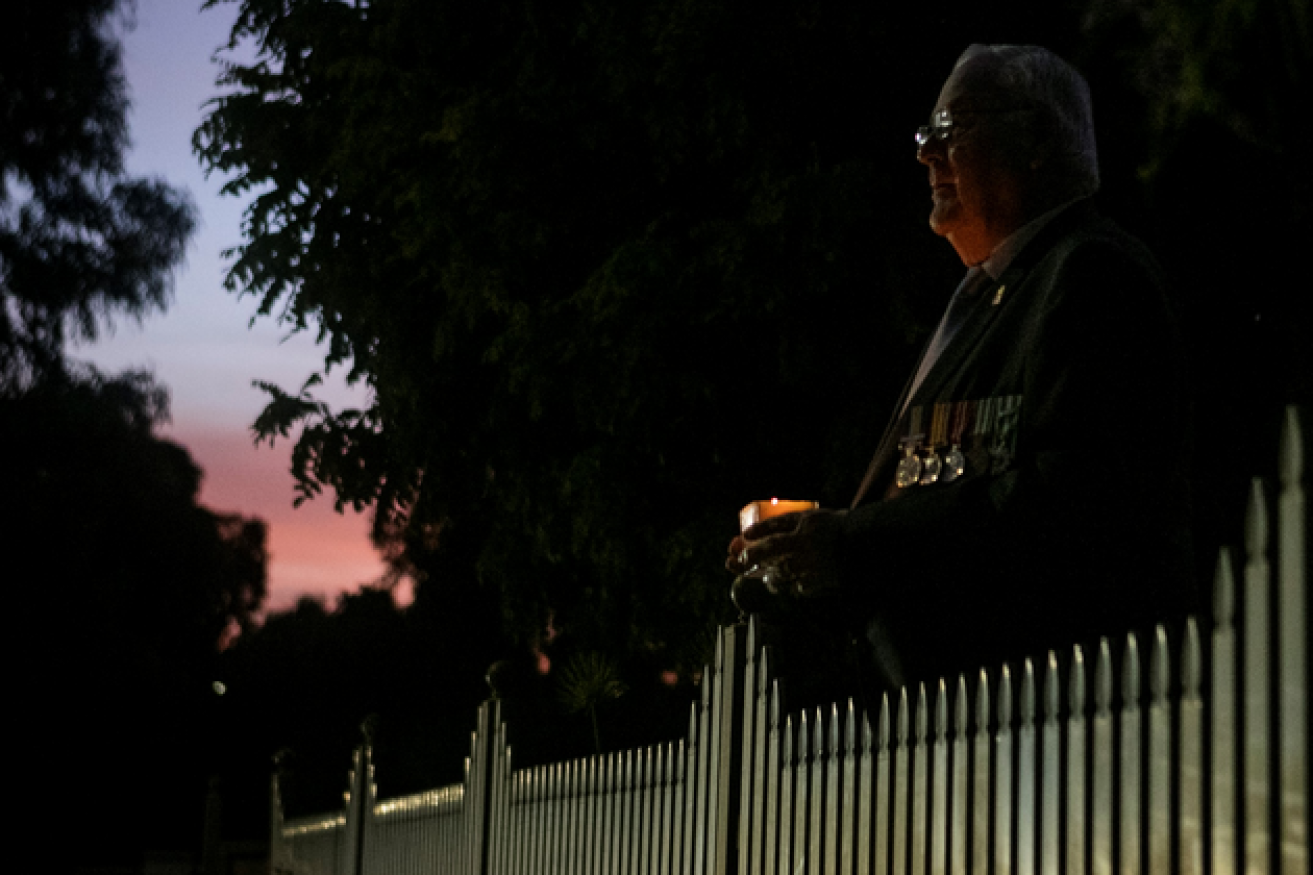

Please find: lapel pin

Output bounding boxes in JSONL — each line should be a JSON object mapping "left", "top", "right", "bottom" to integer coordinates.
{"left": 991, "top": 285, "right": 1007, "bottom": 307}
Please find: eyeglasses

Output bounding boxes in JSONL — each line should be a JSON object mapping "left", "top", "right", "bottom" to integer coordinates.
{"left": 914, "top": 108, "right": 959, "bottom": 148}
{"left": 914, "top": 106, "right": 1033, "bottom": 148}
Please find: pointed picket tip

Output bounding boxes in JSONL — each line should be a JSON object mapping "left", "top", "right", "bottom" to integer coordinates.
{"left": 1095, "top": 638, "right": 1113, "bottom": 712}
{"left": 845, "top": 699, "right": 858, "bottom": 752}
{"left": 815, "top": 707, "right": 828, "bottom": 757}
{"left": 1044, "top": 652, "right": 1060, "bottom": 720}
{"left": 954, "top": 675, "right": 969, "bottom": 737}
{"left": 1279, "top": 404, "right": 1304, "bottom": 487}
{"left": 830, "top": 702, "right": 841, "bottom": 752}
{"left": 1019, "top": 658, "right": 1036, "bottom": 725}
{"left": 799, "top": 709, "right": 811, "bottom": 759}
{"left": 976, "top": 668, "right": 992, "bottom": 731}
{"left": 747, "top": 614, "right": 759, "bottom": 656}
{"left": 759, "top": 647, "right": 772, "bottom": 694}
{"left": 862, "top": 711, "right": 874, "bottom": 752}
{"left": 1150, "top": 625, "right": 1170, "bottom": 702}
{"left": 916, "top": 683, "right": 929, "bottom": 742}
{"left": 770, "top": 679, "right": 781, "bottom": 729}
{"left": 1122, "top": 632, "right": 1141, "bottom": 702}
{"left": 935, "top": 680, "right": 948, "bottom": 740}
{"left": 1182, "top": 618, "right": 1202, "bottom": 696}
{"left": 1245, "top": 477, "right": 1269, "bottom": 557}
{"left": 998, "top": 663, "right": 1014, "bottom": 726}
{"left": 1069, "top": 644, "right": 1086, "bottom": 713}
{"left": 897, "top": 687, "right": 911, "bottom": 745}
{"left": 878, "top": 693, "right": 891, "bottom": 750}
{"left": 688, "top": 700, "right": 699, "bottom": 741}
{"left": 1214, "top": 546, "right": 1237, "bottom": 625}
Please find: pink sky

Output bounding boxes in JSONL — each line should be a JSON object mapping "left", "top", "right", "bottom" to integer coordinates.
{"left": 76, "top": 0, "right": 391, "bottom": 613}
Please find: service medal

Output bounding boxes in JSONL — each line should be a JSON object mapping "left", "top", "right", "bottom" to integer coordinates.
{"left": 940, "top": 400, "right": 972, "bottom": 482}
{"left": 920, "top": 401, "right": 950, "bottom": 485}
{"left": 919, "top": 451, "right": 942, "bottom": 485}
{"left": 942, "top": 445, "right": 966, "bottom": 481}
{"left": 895, "top": 445, "right": 922, "bottom": 489}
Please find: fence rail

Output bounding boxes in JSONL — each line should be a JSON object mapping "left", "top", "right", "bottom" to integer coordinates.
{"left": 271, "top": 407, "right": 1309, "bottom": 874}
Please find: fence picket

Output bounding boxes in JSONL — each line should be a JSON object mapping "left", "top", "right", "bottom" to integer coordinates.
{"left": 1066, "top": 646, "right": 1087, "bottom": 875}
{"left": 1179, "top": 620, "right": 1204, "bottom": 875}
{"left": 810, "top": 707, "right": 828, "bottom": 874}
{"left": 892, "top": 689, "right": 910, "bottom": 875}
{"left": 826, "top": 703, "right": 842, "bottom": 874}
{"left": 779, "top": 715, "right": 796, "bottom": 875}
{"left": 793, "top": 711, "right": 812, "bottom": 875}
{"left": 841, "top": 699, "right": 858, "bottom": 875}
{"left": 970, "top": 670, "right": 990, "bottom": 875}
{"left": 929, "top": 681, "right": 948, "bottom": 875}
{"left": 874, "top": 696, "right": 891, "bottom": 875}
{"left": 949, "top": 676, "right": 968, "bottom": 875}
{"left": 1213, "top": 548, "right": 1239, "bottom": 874}
{"left": 1244, "top": 480, "right": 1273, "bottom": 874}
{"left": 994, "top": 665, "right": 1014, "bottom": 875}
{"left": 1092, "top": 639, "right": 1113, "bottom": 875}
{"left": 765, "top": 684, "right": 782, "bottom": 875}
{"left": 1018, "top": 658, "right": 1037, "bottom": 875}
{"left": 1148, "top": 627, "right": 1172, "bottom": 874}
{"left": 750, "top": 644, "right": 771, "bottom": 875}
{"left": 1277, "top": 407, "right": 1308, "bottom": 875}
{"left": 910, "top": 685, "right": 928, "bottom": 875}
{"left": 1121, "top": 633, "right": 1143, "bottom": 875}
{"left": 1041, "top": 652, "right": 1060, "bottom": 875}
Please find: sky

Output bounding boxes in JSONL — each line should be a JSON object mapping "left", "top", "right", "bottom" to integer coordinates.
{"left": 75, "top": 0, "right": 395, "bottom": 613}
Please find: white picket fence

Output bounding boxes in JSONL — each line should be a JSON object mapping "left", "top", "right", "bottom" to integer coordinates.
{"left": 270, "top": 407, "right": 1309, "bottom": 874}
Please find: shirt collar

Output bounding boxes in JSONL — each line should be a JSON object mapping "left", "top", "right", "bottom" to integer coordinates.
{"left": 980, "top": 196, "right": 1085, "bottom": 280}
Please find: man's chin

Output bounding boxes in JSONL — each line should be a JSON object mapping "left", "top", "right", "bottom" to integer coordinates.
{"left": 928, "top": 213, "right": 955, "bottom": 238}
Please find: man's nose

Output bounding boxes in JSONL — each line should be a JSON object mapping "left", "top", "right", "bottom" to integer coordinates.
{"left": 917, "top": 138, "right": 944, "bottom": 166}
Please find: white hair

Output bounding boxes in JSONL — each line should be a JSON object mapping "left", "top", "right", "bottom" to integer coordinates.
{"left": 957, "top": 44, "right": 1101, "bottom": 196}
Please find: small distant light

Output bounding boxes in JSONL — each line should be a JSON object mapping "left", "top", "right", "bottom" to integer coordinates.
{"left": 771, "top": 497, "right": 779, "bottom": 505}
{"left": 212, "top": 681, "right": 227, "bottom": 696}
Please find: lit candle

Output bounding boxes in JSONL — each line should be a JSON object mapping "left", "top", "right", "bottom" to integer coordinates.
{"left": 739, "top": 498, "right": 819, "bottom": 533}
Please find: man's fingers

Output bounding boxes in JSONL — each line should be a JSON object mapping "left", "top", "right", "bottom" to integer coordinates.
{"left": 743, "top": 511, "right": 807, "bottom": 541}
{"left": 738, "top": 531, "right": 794, "bottom": 569}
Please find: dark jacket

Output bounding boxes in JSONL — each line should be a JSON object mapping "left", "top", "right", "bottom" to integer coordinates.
{"left": 840, "top": 200, "right": 1196, "bottom": 687}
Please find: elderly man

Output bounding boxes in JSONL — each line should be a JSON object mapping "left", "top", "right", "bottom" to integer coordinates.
{"left": 730, "top": 45, "right": 1195, "bottom": 690}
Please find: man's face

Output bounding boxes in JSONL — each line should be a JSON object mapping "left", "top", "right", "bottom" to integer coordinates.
{"left": 917, "top": 58, "right": 1034, "bottom": 265}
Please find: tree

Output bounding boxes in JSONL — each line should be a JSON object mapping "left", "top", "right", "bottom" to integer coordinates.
{"left": 1, "top": 0, "right": 195, "bottom": 388}
{"left": 1077, "top": 0, "right": 1313, "bottom": 560}
{"left": 5, "top": 369, "right": 268, "bottom": 864}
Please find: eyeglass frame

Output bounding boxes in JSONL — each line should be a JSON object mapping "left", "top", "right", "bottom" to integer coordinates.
{"left": 914, "top": 106, "right": 1036, "bottom": 149}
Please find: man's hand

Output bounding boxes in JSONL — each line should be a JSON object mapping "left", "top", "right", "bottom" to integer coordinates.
{"left": 725, "top": 508, "right": 847, "bottom": 597}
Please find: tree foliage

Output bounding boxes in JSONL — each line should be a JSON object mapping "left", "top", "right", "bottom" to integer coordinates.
{"left": 6, "top": 369, "right": 268, "bottom": 861}
{"left": 1, "top": 0, "right": 195, "bottom": 387}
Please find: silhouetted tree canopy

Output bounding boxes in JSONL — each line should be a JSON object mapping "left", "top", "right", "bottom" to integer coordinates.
{"left": 1, "top": 0, "right": 195, "bottom": 388}
{"left": 6, "top": 370, "right": 268, "bottom": 863}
